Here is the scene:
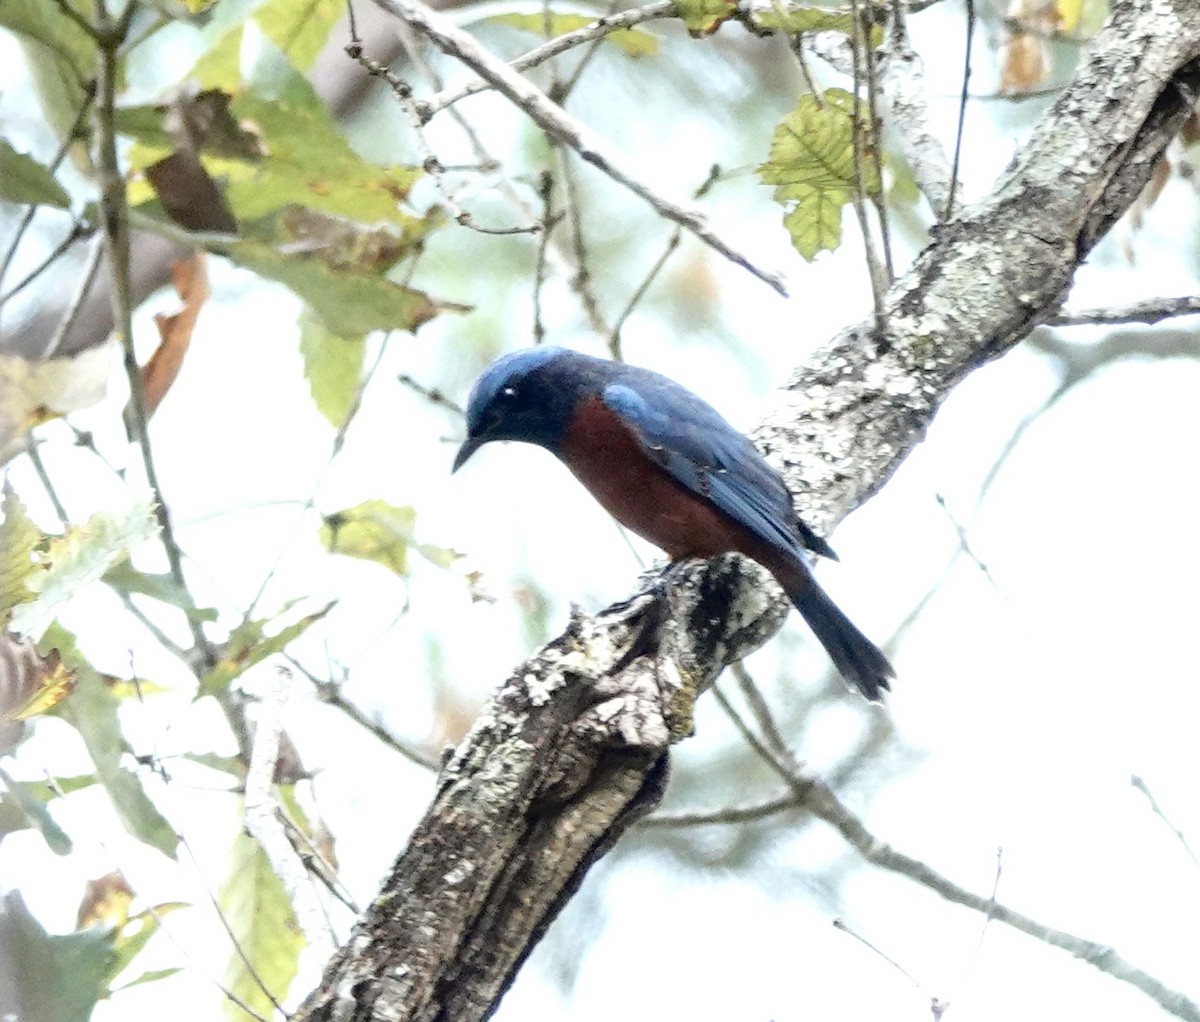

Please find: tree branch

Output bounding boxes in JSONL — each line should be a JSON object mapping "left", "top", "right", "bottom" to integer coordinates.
{"left": 295, "top": 3, "right": 1200, "bottom": 1020}
{"left": 365, "top": 0, "right": 789, "bottom": 296}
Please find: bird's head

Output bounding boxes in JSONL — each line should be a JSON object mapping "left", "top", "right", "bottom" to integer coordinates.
{"left": 453, "top": 346, "right": 581, "bottom": 472}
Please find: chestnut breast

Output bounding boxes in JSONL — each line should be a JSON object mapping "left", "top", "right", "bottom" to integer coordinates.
{"left": 558, "top": 394, "right": 756, "bottom": 561}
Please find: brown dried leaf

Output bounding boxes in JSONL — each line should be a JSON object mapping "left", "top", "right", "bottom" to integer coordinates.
{"left": 75, "top": 872, "right": 135, "bottom": 931}
{"left": 1000, "top": 31, "right": 1048, "bottom": 94}
{"left": 141, "top": 255, "right": 211, "bottom": 418}
{"left": 0, "top": 633, "right": 76, "bottom": 722}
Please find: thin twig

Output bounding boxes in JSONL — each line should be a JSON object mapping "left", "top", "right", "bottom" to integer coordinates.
{"left": 946, "top": 0, "right": 975, "bottom": 219}
{"left": 25, "top": 442, "right": 69, "bottom": 523}
{"left": 721, "top": 699, "right": 1200, "bottom": 1021}
{"left": 644, "top": 793, "right": 802, "bottom": 828}
{"left": 42, "top": 235, "right": 105, "bottom": 358}
{"left": 833, "top": 917, "right": 935, "bottom": 996}
{"left": 558, "top": 151, "right": 609, "bottom": 335}
{"left": 397, "top": 372, "right": 463, "bottom": 415}
{"left": 0, "top": 81, "right": 96, "bottom": 302}
{"left": 1047, "top": 295, "right": 1200, "bottom": 325}
{"left": 729, "top": 661, "right": 793, "bottom": 764}
{"left": 344, "top": 33, "right": 538, "bottom": 236}
{"left": 92, "top": 8, "right": 215, "bottom": 672}
{"left": 366, "top": 0, "right": 788, "bottom": 295}
{"left": 418, "top": 1, "right": 676, "bottom": 117}
{"left": 1132, "top": 775, "right": 1200, "bottom": 870}
{"left": 848, "top": 0, "right": 888, "bottom": 322}
{"left": 533, "top": 170, "right": 555, "bottom": 343}
{"left": 244, "top": 666, "right": 337, "bottom": 959}
{"left": 307, "top": 669, "right": 440, "bottom": 772}
{"left": 609, "top": 164, "right": 721, "bottom": 360}
{"left": 0, "top": 221, "right": 94, "bottom": 309}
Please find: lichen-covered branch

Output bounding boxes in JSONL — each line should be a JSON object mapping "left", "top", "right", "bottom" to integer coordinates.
{"left": 294, "top": 3, "right": 1200, "bottom": 1021}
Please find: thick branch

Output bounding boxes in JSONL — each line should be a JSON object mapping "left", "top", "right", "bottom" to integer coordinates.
{"left": 295, "top": 3, "right": 1200, "bottom": 1021}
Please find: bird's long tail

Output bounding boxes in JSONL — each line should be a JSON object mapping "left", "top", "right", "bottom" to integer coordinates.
{"left": 775, "top": 560, "right": 894, "bottom": 702}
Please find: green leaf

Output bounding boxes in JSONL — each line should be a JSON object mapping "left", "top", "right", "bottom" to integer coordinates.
{"left": 226, "top": 239, "right": 444, "bottom": 335}
{"left": 321, "top": 500, "right": 462, "bottom": 575}
{"left": 255, "top": 0, "right": 344, "bottom": 71}
{"left": 11, "top": 497, "right": 159, "bottom": 640}
{"left": 0, "top": 485, "right": 42, "bottom": 627}
{"left": 491, "top": 12, "right": 660, "bottom": 56}
{"left": 0, "top": 0, "right": 95, "bottom": 138}
{"left": 102, "top": 561, "right": 219, "bottom": 622}
{"left": 220, "top": 831, "right": 304, "bottom": 1022}
{"left": 106, "top": 904, "right": 187, "bottom": 988}
{"left": 199, "top": 601, "right": 333, "bottom": 696}
{"left": 755, "top": 7, "right": 854, "bottom": 34}
{"left": 299, "top": 314, "right": 365, "bottom": 429}
{"left": 757, "top": 88, "right": 878, "bottom": 261}
{"left": 672, "top": 0, "right": 736, "bottom": 36}
{"left": 2, "top": 890, "right": 116, "bottom": 1022}
{"left": 0, "top": 774, "right": 73, "bottom": 854}
{"left": 0, "top": 139, "right": 71, "bottom": 208}
{"left": 189, "top": 24, "right": 246, "bottom": 92}
{"left": 43, "top": 625, "right": 179, "bottom": 858}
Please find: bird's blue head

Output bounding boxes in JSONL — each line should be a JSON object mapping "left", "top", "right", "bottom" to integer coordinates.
{"left": 453, "top": 346, "right": 587, "bottom": 471}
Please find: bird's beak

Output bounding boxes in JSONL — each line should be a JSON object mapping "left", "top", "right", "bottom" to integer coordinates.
{"left": 452, "top": 434, "right": 483, "bottom": 473}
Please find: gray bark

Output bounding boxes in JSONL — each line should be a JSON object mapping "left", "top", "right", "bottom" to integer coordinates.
{"left": 295, "top": 2, "right": 1200, "bottom": 1020}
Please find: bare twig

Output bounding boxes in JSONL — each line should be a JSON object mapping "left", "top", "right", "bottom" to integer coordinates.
{"left": 366, "top": 0, "right": 788, "bottom": 295}
{"left": 557, "top": 151, "right": 610, "bottom": 335}
{"left": 42, "top": 236, "right": 105, "bottom": 358}
{"left": 310, "top": 670, "right": 441, "bottom": 772}
{"left": 1047, "top": 295, "right": 1200, "bottom": 325}
{"left": 725, "top": 711, "right": 1200, "bottom": 1021}
{"left": 0, "top": 81, "right": 96, "bottom": 308}
{"left": 0, "top": 221, "right": 94, "bottom": 309}
{"left": 418, "top": 1, "right": 676, "bottom": 116}
{"left": 1132, "top": 775, "right": 1200, "bottom": 870}
{"left": 883, "top": 0, "right": 955, "bottom": 216}
{"left": 344, "top": 34, "right": 538, "bottom": 236}
{"left": 92, "top": 6, "right": 215, "bottom": 671}
{"left": 848, "top": 0, "right": 889, "bottom": 319}
{"left": 609, "top": 164, "right": 721, "bottom": 360}
{"left": 244, "top": 667, "right": 337, "bottom": 959}
{"left": 644, "top": 792, "right": 802, "bottom": 828}
{"left": 946, "top": 0, "right": 976, "bottom": 218}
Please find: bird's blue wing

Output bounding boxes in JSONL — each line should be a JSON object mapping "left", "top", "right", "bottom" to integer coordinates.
{"left": 601, "top": 379, "right": 835, "bottom": 560}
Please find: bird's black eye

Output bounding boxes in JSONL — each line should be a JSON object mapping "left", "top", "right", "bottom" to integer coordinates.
{"left": 500, "top": 386, "right": 517, "bottom": 401}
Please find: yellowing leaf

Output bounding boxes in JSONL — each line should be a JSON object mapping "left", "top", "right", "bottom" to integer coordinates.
{"left": 321, "top": 501, "right": 461, "bottom": 576}
{"left": 9, "top": 648, "right": 76, "bottom": 720}
{"left": 220, "top": 831, "right": 304, "bottom": 1022}
{"left": 0, "top": 486, "right": 42, "bottom": 625}
{"left": 299, "top": 314, "right": 365, "bottom": 430}
{"left": 255, "top": 0, "right": 344, "bottom": 71}
{"left": 491, "top": 12, "right": 660, "bottom": 57}
{"left": 673, "top": 0, "right": 736, "bottom": 36}
{"left": 321, "top": 500, "right": 417, "bottom": 575}
{"left": 12, "top": 498, "right": 159, "bottom": 641}
{"left": 75, "top": 872, "right": 135, "bottom": 931}
{"left": 0, "top": 343, "right": 114, "bottom": 462}
{"left": 755, "top": 8, "right": 854, "bottom": 34}
{"left": 757, "top": 89, "right": 878, "bottom": 261}
{"left": 1055, "top": 0, "right": 1083, "bottom": 32}
{"left": 200, "top": 602, "right": 333, "bottom": 696}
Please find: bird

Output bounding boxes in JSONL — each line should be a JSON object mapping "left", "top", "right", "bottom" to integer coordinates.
{"left": 452, "top": 346, "right": 894, "bottom": 701}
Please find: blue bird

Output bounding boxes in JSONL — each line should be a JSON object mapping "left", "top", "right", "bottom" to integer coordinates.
{"left": 453, "top": 346, "right": 893, "bottom": 700}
